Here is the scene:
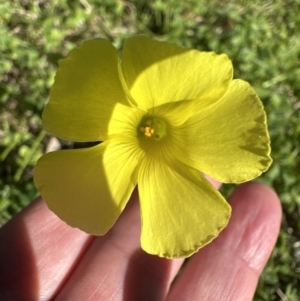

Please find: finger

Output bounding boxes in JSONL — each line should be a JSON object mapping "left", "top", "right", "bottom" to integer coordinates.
{"left": 53, "top": 189, "right": 184, "bottom": 301}
{"left": 204, "top": 174, "right": 222, "bottom": 189}
{"left": 0, "top": 198, "right": 92, "bottom": 301}
{"left": 53, "top": 176, "right": 221, "bottom": 301}
{"left": 0, "top": 175, "right": 221, "bottom": 301}
{"left": 166, "top": 182, "right": 282, "bottom": 301}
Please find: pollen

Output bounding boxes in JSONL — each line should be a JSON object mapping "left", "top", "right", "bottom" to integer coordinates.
{"left": 138, "top": 116, "right": 167, "bottom": 141}
{"left": 140, "top": 126, "right": 155, "bottom": 138}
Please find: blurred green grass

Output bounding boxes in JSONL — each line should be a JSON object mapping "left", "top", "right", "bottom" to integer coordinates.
{"left": 0, "top": 0, "right": 300, "bottom": 299}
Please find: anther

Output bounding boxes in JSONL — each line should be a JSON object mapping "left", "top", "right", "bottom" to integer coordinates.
{"left": 138, "top": 116, "right": 166, "bottom": 141}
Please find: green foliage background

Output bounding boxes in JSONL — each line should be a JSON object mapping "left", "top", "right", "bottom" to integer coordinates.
{"left": 1, "top": 0, "right": 299, "bottom": 299}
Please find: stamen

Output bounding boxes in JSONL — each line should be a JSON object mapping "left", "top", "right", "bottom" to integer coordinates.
{"left": 138, "top": 116, "right": 166, "bottom": 141}
{"left": 142, "top": 126, "right": 155, "bottom": 138}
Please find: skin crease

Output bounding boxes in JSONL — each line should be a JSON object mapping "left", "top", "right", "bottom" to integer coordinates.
{"left": 0, "top": 181, "right": 281, "bottom": 301}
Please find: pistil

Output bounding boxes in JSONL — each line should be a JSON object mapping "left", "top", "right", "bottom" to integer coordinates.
{"left": 138, "top": 117, "right": 167, "bottom": 141}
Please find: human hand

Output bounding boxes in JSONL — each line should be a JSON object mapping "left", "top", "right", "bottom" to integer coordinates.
{"left": 0, "top": 181, "right": 281, "bottom": 301}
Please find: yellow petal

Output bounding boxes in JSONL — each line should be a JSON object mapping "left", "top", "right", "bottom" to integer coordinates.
{"left": 122, "top": 35, "right": 233, "bottom": 110}
{"left": 108, "top": 103, "right": 145, "bottom": 137}
{"left": 138, "top": 155, "right": 231, "bottom": 258}
{"left": 172, "top": 80, "right": 272, "bottom": 183}
{"left": 34, "top": 137, "right": 144, "bottom": 235}
{"left": 43, "top": 39, "right": 129, "bottom": 142}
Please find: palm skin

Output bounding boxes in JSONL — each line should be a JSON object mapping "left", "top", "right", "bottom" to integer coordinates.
{"left": 0, "top": 181, "right": 281, "bottom": 301}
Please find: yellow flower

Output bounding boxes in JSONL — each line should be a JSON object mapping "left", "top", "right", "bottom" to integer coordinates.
{"left": 34, "top": 36, "right": 272, "bottom": 258}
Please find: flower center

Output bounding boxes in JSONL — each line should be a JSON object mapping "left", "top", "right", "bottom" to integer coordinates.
{"left": 138, "top": 116, "right": 167, "bottom": 141}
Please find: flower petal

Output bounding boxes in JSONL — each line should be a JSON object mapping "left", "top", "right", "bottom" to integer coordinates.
{"left": 138, "top": 155, "right": 231, "bottom": 258}
{"left": 172, "top": 80, "right": 272, "bottom": 183}
{"left": 122, "top": 35, "right": 233, "bottom": 110}
{"left": 108, "top": 103, "right": 145, "bottom": 137}
{"left": 43, "top": 39, "right": 129, "bottom": 142}
{"left": 34, "top": 137, "right": 144, "bottom": 235}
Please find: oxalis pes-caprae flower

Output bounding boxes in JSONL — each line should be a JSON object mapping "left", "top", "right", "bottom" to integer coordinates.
{"left": 34, "top": 35, "right": 272, "bottom": 259}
